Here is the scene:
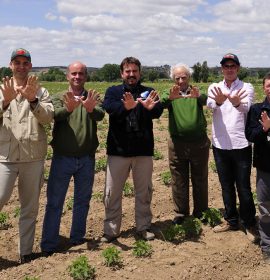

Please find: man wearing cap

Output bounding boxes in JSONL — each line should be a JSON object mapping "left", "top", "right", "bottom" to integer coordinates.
{"left": 207, "top": 53, "right": 258, "bottom": 242}
{"left": 0, "top": 48, "right": 54, "bottom": 263}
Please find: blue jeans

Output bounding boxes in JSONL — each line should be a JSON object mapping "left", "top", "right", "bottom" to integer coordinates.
{"left": 41, "top": 155, "right": 95, "bottom": 252}
{"left": 213, "top": 145, "right": 256, "bottom": 228}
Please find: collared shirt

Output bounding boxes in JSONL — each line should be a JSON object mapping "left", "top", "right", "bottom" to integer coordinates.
{"left": 207, "top": 78, "right": 254, "bottom": 150}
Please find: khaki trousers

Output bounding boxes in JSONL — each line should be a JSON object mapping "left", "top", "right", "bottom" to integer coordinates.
{"left": 0, "top": 161, "right": 44, "bottom": 255}
{"left": 103, "top": 155, "right": 153, "bottom": 236}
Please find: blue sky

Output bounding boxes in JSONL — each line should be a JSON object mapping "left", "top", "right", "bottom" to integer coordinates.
{"left": 0, "top": 0, "right": 269, "bottom": 67}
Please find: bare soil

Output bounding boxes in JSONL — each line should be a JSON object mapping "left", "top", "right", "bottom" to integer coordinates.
{"left": 0, "top": 114, "right": 269, "bottom": 280}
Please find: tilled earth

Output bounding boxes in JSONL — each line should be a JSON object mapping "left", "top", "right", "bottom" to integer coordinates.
{"left": 0, "top": 115, "right": 269, "bottom": 280}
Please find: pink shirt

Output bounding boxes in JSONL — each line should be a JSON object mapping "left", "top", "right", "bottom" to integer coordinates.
{"left": 207, "top": 78, "right": 254, "bottom": 150}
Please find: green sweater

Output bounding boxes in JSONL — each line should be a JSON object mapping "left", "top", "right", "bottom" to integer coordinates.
{"left": 51, "top": 91, "right": 105, "bottom": 157}
{"left": 160, "top": 90, "right": 207, "bottom": 142}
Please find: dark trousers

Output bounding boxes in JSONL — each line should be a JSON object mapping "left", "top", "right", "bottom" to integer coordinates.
{"left": 168, "top": 137, "right": 210, "bottom": 218}
{"left": 213, "top": 145, "right": 256, "bottom": 228}
{"left": 256, "top": 169, "right": 270, "bottom": 252}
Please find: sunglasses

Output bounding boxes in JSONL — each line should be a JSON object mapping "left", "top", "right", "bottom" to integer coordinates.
{"left": 223, "top": 64, "right": 237, "bottom": 69}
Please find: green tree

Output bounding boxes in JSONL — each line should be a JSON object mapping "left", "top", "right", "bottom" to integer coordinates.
{"left": 39, "top": 67, "right": 66, "bottom": 81}
{"left": 201, "top": 61, "right": 209, "bottom": 83}
{"left": 238, "top": 67, "right": 249, "bottom": 80}
{"left": 0, "top": 67, "right": 12, "bottom": 79}
{"left": 192, "top": 62, "right": 201, "bottom": 82}
{"left": 99, "top": 64, "right": 120, "bottom": 82}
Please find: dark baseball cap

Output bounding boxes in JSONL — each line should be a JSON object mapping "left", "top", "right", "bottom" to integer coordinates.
{"left": 220, "top": 53, "right": 240, "bottom": 66}
{"left": 11, "top": 48, "right": 31, "bottom": 62}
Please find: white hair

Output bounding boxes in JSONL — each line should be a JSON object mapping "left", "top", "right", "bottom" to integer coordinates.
{"left": 170, "top": 63, "right": 193, "bottom": 79}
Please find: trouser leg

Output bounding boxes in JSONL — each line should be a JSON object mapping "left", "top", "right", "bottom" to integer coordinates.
{"left": 132, "top": 156, "right": 153, "bottom": 232}
{"left": 103, "top": 156, "right": 130, "bottom": 237}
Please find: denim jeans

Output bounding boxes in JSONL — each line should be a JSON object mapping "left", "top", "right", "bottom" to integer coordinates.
{"left": 213, "top": 145, "right": 256, "bottom": 228}
{"left": 41, "top": 155, "right": 95, "bottom": 252}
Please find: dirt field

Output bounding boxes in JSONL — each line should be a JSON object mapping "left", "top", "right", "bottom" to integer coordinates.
{"left": 0, "top": 112, "right": 269, "bottom": 280}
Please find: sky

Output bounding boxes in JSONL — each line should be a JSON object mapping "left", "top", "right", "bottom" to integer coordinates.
{"left": 0, "top": 0, "right": 270, "bottom": 68}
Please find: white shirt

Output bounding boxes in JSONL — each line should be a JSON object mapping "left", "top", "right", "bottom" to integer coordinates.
{"left": 207, "top": 78, "right": 254, "bottom": 150}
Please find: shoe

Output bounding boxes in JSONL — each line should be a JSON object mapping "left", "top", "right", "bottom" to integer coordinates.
{"left": 71, "top": 238, "right": 86, "bottom": 246}
{"left": 138, "top": 230, "right": 155, "bottom": 241}
{"left": 20, "top": 254, "right": 34, "bottom": 264}
{"left": 100, "top": 234, "right": 117, "bottom": 243}
{"left": 172, "top": 217, "right": 185, "bottom": 225}
{"left": 262, "top": 250, "right": 270, "bottom": 264}
{"left": 245, "top": 226, "right": 260, "bottom": 243}
{"left": 41, "top": 251, "right": 54, "bottom": 257}
{"left": 213, "top": 222, "right": 239, "bottom": 233}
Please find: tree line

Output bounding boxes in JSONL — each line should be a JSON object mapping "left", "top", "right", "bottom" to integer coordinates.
{"left": 1, "top": 63, "right": 269, "bottom": 83}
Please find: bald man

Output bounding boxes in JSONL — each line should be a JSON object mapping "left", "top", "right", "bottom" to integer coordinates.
{"left": 41, "top": 61, "right": 105, "bottom": 254}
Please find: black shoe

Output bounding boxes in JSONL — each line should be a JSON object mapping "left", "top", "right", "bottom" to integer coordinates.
{"left": 71, "top": 239, "right": 86, "bottom": 246}
{"left": 100, "top": 234, "right": 118, "bottom": 243}
{"left": 41, "top": 250, "right": 54, "bottom": 257}
{"left": 262, "top": 250, "right": 270, "bottom": 264}
{"left": 172, "top": 217, "right": 185, "bottom": 225}
{"left": 20, "top": 254, "right": 34, "bottom": 264}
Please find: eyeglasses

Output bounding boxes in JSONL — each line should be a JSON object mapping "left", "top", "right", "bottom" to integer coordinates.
{"left": 223, "top": 64, "right": 237, "bottom": 69}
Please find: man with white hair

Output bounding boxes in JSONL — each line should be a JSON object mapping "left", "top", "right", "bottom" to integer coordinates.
{"left": 161, "top": 63, "right": 210, "bottom": 224}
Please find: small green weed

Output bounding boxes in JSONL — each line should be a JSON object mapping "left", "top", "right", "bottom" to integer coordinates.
{"left": 201, "top": 208, "right": 222, "bottom": 227}
{"left": 95, "top": 157, "right": 107, "bottom": 172}
{"left": 46, "top": 146, "right": 53, "bottom": 160}
{"left": 209, "top": 160, "right": 217, "bottom": 173}
{"left": 132, "top": 240, "right": 153, "bottom": 257}
{"left": 44, "top": 167, "right": 50, "bottom": 181}
{"left": 162, "top": 224, "right": 185, "bottom": 242}
{"left": 23, "top": 276, "right": 40, "bottom": 280}
{"left": 252, "top": 191, "right": 258, "bottom": 206}
{"left": 68, "top": 255, "right": 96, "bottom": 280}
{"left": 66, "top": 197, "right": 74, "bottom": 211}
{"left": 160, "top": 170, "right": 172, "bottom": 186}
{"left": 182, "top": 217, "right": 202, "bottom": 238}
{"left": 92, "top": 192, "right": 103, "bottom": 202}
{"left": 13, "top": 206, "right": 21, "bottom": 218}
{"left": 123, "top": 182, "right": 134, "bottom": 197}
{"left": 153, "top": 149, "right": 164, "bottom": 160}
{"left": 0, "top": 212, "right": 10, "bottom": 229}
{"left": 102, "top": 246, "right": 122, "bottom": 268}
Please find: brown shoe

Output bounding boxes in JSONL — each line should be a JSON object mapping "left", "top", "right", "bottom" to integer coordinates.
{"left": 213, "top": 222, "right": 239, "bottom": 233}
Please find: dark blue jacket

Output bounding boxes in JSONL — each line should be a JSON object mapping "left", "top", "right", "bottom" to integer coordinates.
{"left": 245, "top": 97, "right": 270, "bottom": 172}
{"left": 103, "top": 83, "right": 163, "bottom": 157}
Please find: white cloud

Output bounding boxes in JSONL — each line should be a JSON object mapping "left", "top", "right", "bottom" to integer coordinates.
{"left": 45, "top": 12, "right": 57, "bottom": 21}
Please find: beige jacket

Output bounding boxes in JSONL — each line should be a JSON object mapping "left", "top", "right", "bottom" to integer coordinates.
{"left": 0, "top": 87, "right": 54, "bottom": 162}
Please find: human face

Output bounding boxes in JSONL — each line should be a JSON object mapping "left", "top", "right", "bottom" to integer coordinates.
{"left": 9, "top": 56, "right": 32, "bottom": 81}
{"left": 173, "top": 67, "right": 190, "bottom": 91}
{"left": 121, "top": 63, "right": 141, "bottom": 86}
{"left": 263, "top": 79, "right": 270, "bottom": 101}
{"left": 66, "top": 62, "right": 87, "bottom": 90}
{"left": 222, "top": 60, "right": 239, "bottom": 84}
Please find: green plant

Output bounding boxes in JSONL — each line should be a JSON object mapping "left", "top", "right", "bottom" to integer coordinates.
{"left": 92, "top": 191, "right": 103, "bottom": 201}
{"left": 160, "top": 170, "right": 172, "bottom": 186}
{"left": 132, "top": 240, "right": 153, "bottom": 257}
{"left": 252, "top": 191, "right": 258, "bottom": 206}
{"left": 68, "top": 255, "right": 96, "bottom": 280}
{"left": 162, "top": 224, "right": 185, "bottom": 242}
{"left": 44, "top": 167, "right": 50, "bottom": 181}
{"left": 153, "top": 149, "right": 164, "bottom": 160}
{"left": 13, "top": 206, "right": 20, "bottom": 218}
{"left": 66, "top": 196, "right": 74, "bottom": 211}
{"left": 46, "top": 146, "right": 53, "bottom": 160}
{"left": 123, "top": 182, "right": 134, "bottom": 197}
{"left": 23, "top": 277, "right": 40, "bottom": 280}
{"left": 0, "top": 211, "right": 10, "bottom": 229}
{"left": 209, "top": 160, "right": 217, "bottom": 173}
{"left": 102, "top": 246, "right": 122, "bottom": 268}
{"left": 95, "top": 157, "right": 107, "bottom": 172}
{"left": 201, "top": 208, "right": 222, "bottom": 227}
{"left": 182, "top": 217, "right": 202, "bottom": 238}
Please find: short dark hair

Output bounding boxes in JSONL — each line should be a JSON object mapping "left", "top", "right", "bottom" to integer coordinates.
{"left": 120, "top": 57, "right": 141, "bottom": 72}
{"left": 263, "top": 72, "right": 270, "bottom": 86}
